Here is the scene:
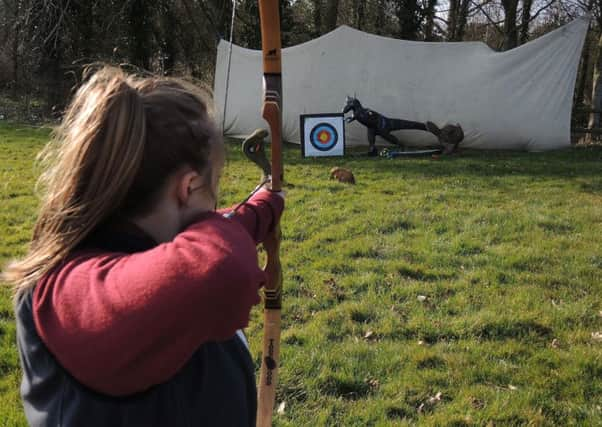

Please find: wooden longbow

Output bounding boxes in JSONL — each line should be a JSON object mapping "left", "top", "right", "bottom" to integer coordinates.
{"left": 256, "top": 1, "right": 283, "bottom": 426}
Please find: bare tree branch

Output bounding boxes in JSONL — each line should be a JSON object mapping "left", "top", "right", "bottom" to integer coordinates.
{"left": 43, "top": 0, "right": 70, "bottom": 49}
{"left": 467, "top": 0, "right": 495, "bottom": 16}
{"left": 527, "top": 0, "right": 556, "bottom": 23}
{"left": 469, "top": 0, "right": 506, "bottom": 29}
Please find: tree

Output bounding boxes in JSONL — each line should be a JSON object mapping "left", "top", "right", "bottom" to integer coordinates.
{"left": 128, "top": 0, "right": 156, "bottom": 70}
{"left": 589, "top": 35, "right": 602, "bottom": 128}
{"left": 447, "top": 0, "right": 470, "bottom": 41}
{"left": 520, "top": 0, "right": 534, "bottom": 43}
{"left": 424, "top": 0, "right": 438, "bottom": 40}
{"left": 395, "top": 0, "right": 422, "bottom": 40}
{"left": 575, "top": 0, "right": 594, "bottom": 107}
{"left": 312, "top": 0, "right": 322, "bottom": 35}
{"left": 501, "top": 0, "right": 519, "bottom": 49}
{"left": 354, "top": 0, "right": 366, "bottom": 30}
{"left": 375, "top": 0, "right": 387, "bottom": 34}
{"left": 324, "top": 0, "right": 340, "bottom": 32}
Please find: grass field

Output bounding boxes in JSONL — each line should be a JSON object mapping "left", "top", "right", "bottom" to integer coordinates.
{"left": 1, "top": 121, "right": 601, "bottom": 426}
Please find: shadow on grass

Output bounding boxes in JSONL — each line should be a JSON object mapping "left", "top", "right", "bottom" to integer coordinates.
{"left": 385, "top": 405, "right": 414, "bottom": 421}
{"left": 317, "top": 375, "right": 372, "bottom": 400}
{"left": 416, "top": 355, "right": 447, "bottom": 370}
{"left": 384, "top": 318, "right": 554, "bottom": 344}
{"left": 473, "top": 319, "right": 553, "bottom": 341}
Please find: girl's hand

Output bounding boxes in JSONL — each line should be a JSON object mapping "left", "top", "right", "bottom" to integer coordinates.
{"left": 259, "top": 180, "right": 285, "bottom": 200}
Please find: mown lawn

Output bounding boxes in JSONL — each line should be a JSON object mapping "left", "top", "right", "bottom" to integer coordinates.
{"left": 1, "top": 121, "right": 601, "bottom": 426}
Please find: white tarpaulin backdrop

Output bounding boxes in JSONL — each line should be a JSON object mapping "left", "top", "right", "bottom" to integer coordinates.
{"left": 214, "top": 17, "right": 588, "bottom": 151}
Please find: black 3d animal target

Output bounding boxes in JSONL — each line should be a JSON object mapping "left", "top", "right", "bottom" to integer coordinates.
{"left": 301, "top": 113, "right": 345, "bottom": 157}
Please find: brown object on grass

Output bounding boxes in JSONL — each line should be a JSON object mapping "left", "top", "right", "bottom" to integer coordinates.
{"left": 329, "top": 167, "right": 355, "bottom": 184}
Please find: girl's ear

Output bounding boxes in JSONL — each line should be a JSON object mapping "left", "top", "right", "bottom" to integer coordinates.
{"left": 175, "top": 170, "right": 202, "bottom": 206}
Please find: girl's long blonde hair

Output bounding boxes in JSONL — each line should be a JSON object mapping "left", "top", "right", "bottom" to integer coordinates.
{"left": 4, "top": 66, "right": 221, "bottom": 300}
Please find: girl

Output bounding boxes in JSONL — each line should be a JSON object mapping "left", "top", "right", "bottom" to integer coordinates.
{"left": 4, "top": 67, "right": 284, "bottom": 426}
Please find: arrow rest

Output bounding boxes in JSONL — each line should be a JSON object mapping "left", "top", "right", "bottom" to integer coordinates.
{"left": 242, "top": 128, "right": 272, "bottom": 179}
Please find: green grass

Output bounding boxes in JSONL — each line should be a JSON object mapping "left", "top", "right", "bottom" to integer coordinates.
{"left": 1, "top": 121, "right": 601, "bottom": 426}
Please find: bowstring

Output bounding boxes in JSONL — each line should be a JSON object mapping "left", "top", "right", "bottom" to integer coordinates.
{"left": 222, "top": 0, "right": 237, "bottom": 133}
{"left": 223, "top": 176, "right": 271, "bottom": 219}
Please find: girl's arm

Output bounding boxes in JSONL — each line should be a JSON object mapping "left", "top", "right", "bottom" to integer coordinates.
{"left": 219, "top": 189, "right": 284, "bottom": 245}
{"left": 33, "top": 214, "right": 264, "bottom": 396}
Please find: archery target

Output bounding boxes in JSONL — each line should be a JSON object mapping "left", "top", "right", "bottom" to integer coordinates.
{"left": 301, "top": 114, "right": 345, "bottom": 157}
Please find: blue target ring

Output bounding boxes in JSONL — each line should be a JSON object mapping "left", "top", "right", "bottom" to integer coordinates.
{"left": 310, "top": 123, "right": 338, "bottom": 151}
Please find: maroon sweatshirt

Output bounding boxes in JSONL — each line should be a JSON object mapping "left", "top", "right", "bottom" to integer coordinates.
{"left": 32, "top": 190, "right": 284, "bottom": 396}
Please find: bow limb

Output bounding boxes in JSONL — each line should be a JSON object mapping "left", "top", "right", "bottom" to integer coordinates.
{"left": 257, "top": 1, "right": 283, "bottom": 426}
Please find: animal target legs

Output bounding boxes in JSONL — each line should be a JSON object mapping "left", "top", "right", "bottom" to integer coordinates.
{"left": 367, "top": 128, "right": 378, "bottom": 156}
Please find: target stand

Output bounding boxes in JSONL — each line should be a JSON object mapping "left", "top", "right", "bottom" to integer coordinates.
{"left": 300, "top": 114, "right": 346, "bottom": 157}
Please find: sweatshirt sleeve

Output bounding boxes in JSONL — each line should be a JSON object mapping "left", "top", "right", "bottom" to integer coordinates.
{"left": 219, "top": 189, "right": 284, "bottom": 245}
{"left": 32, "top": 213, "right": 264, "bottom": 396}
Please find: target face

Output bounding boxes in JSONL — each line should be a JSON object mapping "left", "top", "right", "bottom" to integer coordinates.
{"left": 310, "top": 123, "right": 338, "bottom": 151}
{"left": 301, "top": 114, "right": 345, "bottom": 157}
